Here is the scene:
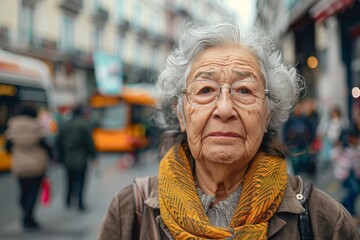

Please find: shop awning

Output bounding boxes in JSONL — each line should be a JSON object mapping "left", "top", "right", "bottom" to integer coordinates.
{"left": 310, "top": 0, "right": 354, "bottom": 23}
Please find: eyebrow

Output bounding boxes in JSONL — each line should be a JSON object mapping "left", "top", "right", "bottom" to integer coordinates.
{"left": 232, "top": 70, "right": 255, "bottom": 80}
{"left": 193, "top": 70, "right": 258, "bottom": 81}
{"left": 193, "top": 71, "right": 216, "bottom": 79}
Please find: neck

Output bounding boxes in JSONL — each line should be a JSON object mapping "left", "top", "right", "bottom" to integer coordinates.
{"left": 195, "top": 161, "right": 247, "bottom": 204}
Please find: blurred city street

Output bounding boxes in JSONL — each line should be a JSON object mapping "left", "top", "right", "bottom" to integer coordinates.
{"left": 0, "top": 151, "right": 159, "bottom": 240}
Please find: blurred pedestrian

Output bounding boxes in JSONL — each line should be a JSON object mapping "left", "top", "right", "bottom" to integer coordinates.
{"left": 56, "top": 105, "right": 97, "bottom": 211}
{"left": 303, "top": 98, "right": 319, "bottom": 134}
{"left": 282, "top": 102, "right": 317, "bottom": 177}
{"left": 5, "top": 105, "right": 52, "bottom": 231}
{"left": 331, "top": 126, "right": 360, "bottom": 221}
{"left": 317, "top": 106, "right": 349, "bottom": 174}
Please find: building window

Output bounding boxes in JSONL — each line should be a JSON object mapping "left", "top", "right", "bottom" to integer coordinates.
{"left": 117, "top": 34, "right": 123, "bottom": 56}
{"left": 151, "top": 46, "right": 159, "bottom": 69}
{"left": 286, "top": 0, "right": 298, "bottom": 10}
{"left": 93, "top": 27, "right": 103, "bottom": 51}
{"left": 116, "top": 0, "right": 124, "bottom": 21}
{"left": 133, "top": 2, "right": 142, "bottom": 28}
{"left": 93, "top": 0, "right": 101, "bottom": 10}
{"left": 135, "top": 38, "right": 142, "bottom": 66}
{"left": 19, "top": 4, "right": 34, "bottom": 44}
{"left": 150, "top": 11, "right": 158, "bottom": 34}
{"left": 192, "top": 0, "right": 198, "bottom": 17}
{"left": 60, "top": 14, "right": 74, "bottom": 51}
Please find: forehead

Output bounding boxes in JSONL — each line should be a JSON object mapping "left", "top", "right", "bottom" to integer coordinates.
{"left": 188, "top": 44, "right": 263, "bottom": 81}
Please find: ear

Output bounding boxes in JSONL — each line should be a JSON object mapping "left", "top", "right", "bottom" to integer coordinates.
{"left": 175, "top": 105, "right": 186, "bottom": 132}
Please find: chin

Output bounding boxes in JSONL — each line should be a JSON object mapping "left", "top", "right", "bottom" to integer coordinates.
{"left": 206, "top": 152, "right": 240, "bottom": 165}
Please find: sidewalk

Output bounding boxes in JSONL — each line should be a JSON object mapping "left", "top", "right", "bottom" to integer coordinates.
{"left": 0, "top": 152, "right": 159, "bottom": 240}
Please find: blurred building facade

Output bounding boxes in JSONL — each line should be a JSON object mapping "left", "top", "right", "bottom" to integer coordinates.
{"left": 0, "top": 0, "right": 234, "bottom": 108}
{"left": 256, "top": 0, "right": 360, "bottom": 122}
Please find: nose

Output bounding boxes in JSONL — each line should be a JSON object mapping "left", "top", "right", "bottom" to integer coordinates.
{"left": 213, "top": 87, "right": 237, "bottom": 121}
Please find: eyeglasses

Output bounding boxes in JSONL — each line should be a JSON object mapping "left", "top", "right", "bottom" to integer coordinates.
{"left": 182, "top": 80, "right": 270, "bottom": 109}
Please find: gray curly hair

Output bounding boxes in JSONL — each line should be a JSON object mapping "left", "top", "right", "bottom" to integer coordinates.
{"left": 154, "top": 22, "right": 304, "bottom": 156}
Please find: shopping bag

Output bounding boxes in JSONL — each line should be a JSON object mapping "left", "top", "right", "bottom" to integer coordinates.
{"left": 310, "top": 137, "right": 322, "bottom": 153}
{"left": 40, "top": 177, "right": 51, "bottom": 207}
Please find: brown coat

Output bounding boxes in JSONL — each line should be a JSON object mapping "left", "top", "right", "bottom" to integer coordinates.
{"left": 99, "top": 175, "right": 360, "bottom": 240}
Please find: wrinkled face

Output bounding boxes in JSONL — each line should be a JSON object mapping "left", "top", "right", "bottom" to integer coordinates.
{"left": 177, "top": 44, "right": 270, "bottom": 168}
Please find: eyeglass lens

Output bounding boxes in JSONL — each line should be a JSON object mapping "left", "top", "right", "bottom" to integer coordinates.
{"left": 185, "top": 80, "right": 266, "bottom": 108}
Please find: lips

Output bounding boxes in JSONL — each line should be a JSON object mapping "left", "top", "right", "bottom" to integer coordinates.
{"left": 207, "top": 132, "right": 241, "bottom": 138}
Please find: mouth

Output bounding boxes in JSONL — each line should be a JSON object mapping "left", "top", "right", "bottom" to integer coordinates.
{"left": 206, "top": 132, "right": 241, "bottom": 138}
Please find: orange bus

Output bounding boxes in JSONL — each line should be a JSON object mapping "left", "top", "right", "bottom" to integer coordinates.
{"left": 89, "top": 83, "right": 157, "bottom": 153}
{"left": 0, "top": 49, "right": 55, "bottom": 172}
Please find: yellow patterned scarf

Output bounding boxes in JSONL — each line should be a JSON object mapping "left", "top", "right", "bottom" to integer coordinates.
{"left": 158, "top": 144, "right": 288, "bottom": 239}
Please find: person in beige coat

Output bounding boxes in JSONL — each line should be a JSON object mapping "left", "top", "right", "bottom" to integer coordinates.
{"left": 5, "top": 105, "right": 51, "bottom": 231}
{"left": 99, "top": 22, "right": 360, "bottom": 239}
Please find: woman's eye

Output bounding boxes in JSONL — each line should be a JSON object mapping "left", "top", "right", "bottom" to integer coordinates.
{"left": 238, "top": 87, "right": 251, "bottom": 94}
{"left": 199, "top": 87, "right": 214, "bottom": 94}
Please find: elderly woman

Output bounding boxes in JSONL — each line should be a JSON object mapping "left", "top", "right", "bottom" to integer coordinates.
{"left": 99, "top": 22, "right": 359, "bottom": 239}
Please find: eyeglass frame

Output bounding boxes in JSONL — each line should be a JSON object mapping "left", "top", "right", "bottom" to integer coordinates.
{"left": 181, "top": 79, "right": 271, "bottom": 108}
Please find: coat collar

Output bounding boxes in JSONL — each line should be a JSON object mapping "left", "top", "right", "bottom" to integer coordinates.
{"left": 267, "top": 176, "right": 305, "bottom": 237}
{"left": 277, "top": 176, "right": 305, "bottom": 214}
{"left": 144, "top": 179, "right": 159, "bottom": 209}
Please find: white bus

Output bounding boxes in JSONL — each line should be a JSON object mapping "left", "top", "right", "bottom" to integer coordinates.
{"left": 0, "top": 49, "right": 54, "bottom": 171}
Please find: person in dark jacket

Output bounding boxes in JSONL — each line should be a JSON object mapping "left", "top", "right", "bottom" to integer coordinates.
{"left": 5, "top": 105, "right": 52, "bottom": 231}
{"left": 282, "top": 102, "right": 317, "bottom": 176}
{"left": 56, "top": 105, "right": 97, "bottom": 211}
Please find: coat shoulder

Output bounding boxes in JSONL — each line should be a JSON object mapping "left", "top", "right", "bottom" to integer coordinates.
{"left": 99, "top": 176, "right": 159, "bottom": 240}
{"left": 98, "top": 184, "right": 135, "bottom": 240}
{"left": 285, "top": 175, "right": 360, "bottom": 239}
{"left": 306, "top": 181, "right": 360, "bottom": 239}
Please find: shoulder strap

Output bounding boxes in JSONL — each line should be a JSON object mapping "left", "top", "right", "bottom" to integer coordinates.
{"left": 133, "top": 176, "right": 150, "bottom": 234}
{"left": 296, "top": 175, "right": 314, "bottom": 240}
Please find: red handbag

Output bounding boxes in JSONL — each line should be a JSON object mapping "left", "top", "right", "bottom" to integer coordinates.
{"left": 40, "top": 177, "right": 51, "bottom": 207}
{"left": 310, "top": 137, "right": 322, "bottom": 153}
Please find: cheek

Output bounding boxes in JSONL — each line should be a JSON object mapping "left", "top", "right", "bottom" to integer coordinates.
{"left": 185, "top": 109, "right": 208, "bottom": 139}
{"left": 243, "top": 109, "right": 269, "bottom": 142}
{"left": 183, "top": 105, "right": 212, "bottom": 155}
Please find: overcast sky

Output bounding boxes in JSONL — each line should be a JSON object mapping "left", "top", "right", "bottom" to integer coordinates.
{"left": 224, "top": 0, "right": 257, "bottom": 31}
